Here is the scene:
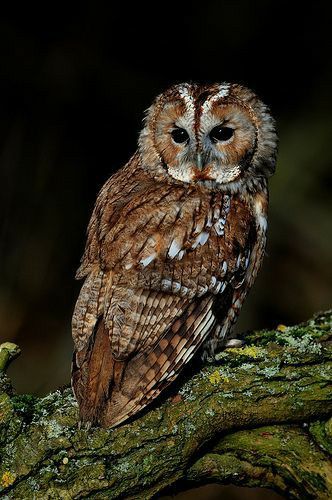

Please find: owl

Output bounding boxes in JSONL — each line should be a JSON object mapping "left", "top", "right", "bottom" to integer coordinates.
{"left": 71, "top": 82, "right": 277, "bottom": 428}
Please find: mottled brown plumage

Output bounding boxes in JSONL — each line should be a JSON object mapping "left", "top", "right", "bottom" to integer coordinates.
{"left": 71, "top": 82, "right": 277, "bottom": 427}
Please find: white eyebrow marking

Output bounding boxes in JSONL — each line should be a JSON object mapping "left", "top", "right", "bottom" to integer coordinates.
{"left": 202, "top": 83, "right": 231, "bottom": 113}
{"left": 178, "top": 85, "right": 195, "bottom": 113}
{"left": 176, "top": 84, "right": 196, "bottom": 133}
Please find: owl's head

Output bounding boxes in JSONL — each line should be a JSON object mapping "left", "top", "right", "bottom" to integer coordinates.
{"left": 139, "top": 83, "right": 277, "bottom": 190}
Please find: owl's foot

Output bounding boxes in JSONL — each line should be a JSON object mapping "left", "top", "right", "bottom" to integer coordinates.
{"left": 78, "top": 420, "right": 92, "bottom": 431}
{"left": 224, "top": 338, "right": 245, "bottom": 349}
{"left": 212, "top": 337, "right": 246, "bottom": 362}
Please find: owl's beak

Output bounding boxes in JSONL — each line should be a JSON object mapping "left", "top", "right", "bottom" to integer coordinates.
{"left": 193, "top": 152, "right": 212, "bottom": 181}
{"left": 196, "top": 153, "right": 204, "bottom": 170}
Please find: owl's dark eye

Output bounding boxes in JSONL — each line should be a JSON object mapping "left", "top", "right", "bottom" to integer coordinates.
{"left": 171, "top": 127, "right": 189, "bottom": 144}
{"left": 209, "top": 126, "right": 234, "bottom": 143}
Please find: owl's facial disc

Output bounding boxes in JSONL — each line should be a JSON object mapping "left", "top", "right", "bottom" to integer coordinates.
{"left": 155, "top": 101, "right": 257, "bottom": 185}
{"left": 139, "top": 83, "right": 276, "bottom": 187}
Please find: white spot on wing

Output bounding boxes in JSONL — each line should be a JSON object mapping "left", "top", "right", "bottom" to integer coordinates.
{"left": 209, "top": 276, "right": 217, "bottom": 289}
{"left": 213, "top": 205, "right": 220, "bottom": 221}
{"left": 223, "top": 196, "right": 231, "bottom": 216}
{"left": 172, "top": 281, "right": 181, "bottom": 293}
{"left": 197, "top": 284, "right": 208, "bottom": 297}
{"left": 209, "top": 277, "right": 227, "bottom": 295}
{"left": 140, "top": 254, "right": 156, "bottom": 267}
{"left": 257, "top": 213, "right": 267, "bottom": 231}
{"left": 254, "top": 198, "right": 267, "bottom": 232}
{"left": 160, "top": 278, "right": 193, "bottom": 296}
{"left": 192, "top": 231, "right": 209, "bottom": 249}
{"left": 214, "top": 218, "right": 225, "bottom": 236}
{"left": 206, "top": 210, "right": 213, "bottom": 228}
{"left": 161, "top": 279, "right": 172, "bottom": 291}
{"left": 234, "top": 298, "right": 243, "bottom": 309}
{"left": 193, "top": 218, "right": 205, "bottom": 236}
{"left": 168, "top": 240, "right": 182, "bottom": 259}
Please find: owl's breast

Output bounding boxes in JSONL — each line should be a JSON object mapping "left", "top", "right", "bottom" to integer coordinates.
{"left": 109, "top": 187, "right": 258, "bottom": 297}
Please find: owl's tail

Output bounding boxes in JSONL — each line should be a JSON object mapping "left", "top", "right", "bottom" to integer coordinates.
{"left": 71, "top": 320, "right": 124, "bottom": 426}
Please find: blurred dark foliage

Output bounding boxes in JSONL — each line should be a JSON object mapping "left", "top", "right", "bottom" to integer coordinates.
{"left": 0, "top": 2, "right": 331, "bottom": 401}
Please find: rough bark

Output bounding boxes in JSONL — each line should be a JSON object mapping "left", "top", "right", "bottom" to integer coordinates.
{"left": 0, "top": 311, "right": 331, "bottom": 499}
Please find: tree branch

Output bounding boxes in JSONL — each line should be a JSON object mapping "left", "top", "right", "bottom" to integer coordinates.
{"left": 0, "top": 311, "right": 331, "bottom": 499}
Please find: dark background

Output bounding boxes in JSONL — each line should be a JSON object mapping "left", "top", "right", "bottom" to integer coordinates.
{"left": 0, "top": 3, "right": 331, "bottom": 497}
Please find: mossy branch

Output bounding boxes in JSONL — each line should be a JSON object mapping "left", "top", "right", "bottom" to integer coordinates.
{"left": 0, "top": 311, "right": 331, "bottom": 499}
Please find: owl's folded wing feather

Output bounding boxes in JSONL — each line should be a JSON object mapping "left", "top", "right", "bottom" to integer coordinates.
{"left": 101, "top": 294, "right": 215, "bottom": 427}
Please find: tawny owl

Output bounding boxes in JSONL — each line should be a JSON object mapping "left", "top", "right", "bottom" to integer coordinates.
{"left": 71, "top": 82, "right": 277, "bottom": 428}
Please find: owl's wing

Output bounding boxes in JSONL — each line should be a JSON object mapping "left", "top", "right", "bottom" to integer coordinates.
{"left": 72, "top": 291, "right": 216, "bottom": 427}
{"left": 72, "top": 169, "right": 260, "bottom": 427}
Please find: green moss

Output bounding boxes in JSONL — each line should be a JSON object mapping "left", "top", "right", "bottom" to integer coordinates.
{"left": 0, "top": 343, "right": 21, "bottom": 372}
{"left": 12, "top": 394, "right": 37, "bottom": 423}
{"left": 245, "top": 310, "right": 332, "bottom": 347}
{"left": 209, "top": 424, "right": 331, "bottom": 496}
{"left": 0, "top": 310, "right": 331, "bottom": 498}
{"left": 235, "top": 345, "right": 267, "bottom": 359}
{"left": 257, "top": 358, "right": 282, "bottom": 379}
{"left": 207, "top": 369, "right": 232, "bottom": 385}
{"left": 0, "top": 392, "right": 13, "bottom": 424}
{"left": 310, "top": 419, "right": 332, "bottom": 455}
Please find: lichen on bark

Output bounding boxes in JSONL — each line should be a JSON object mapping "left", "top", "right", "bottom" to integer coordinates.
{"left": 0, "top": 310, "right": 331, "bottom": 499}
